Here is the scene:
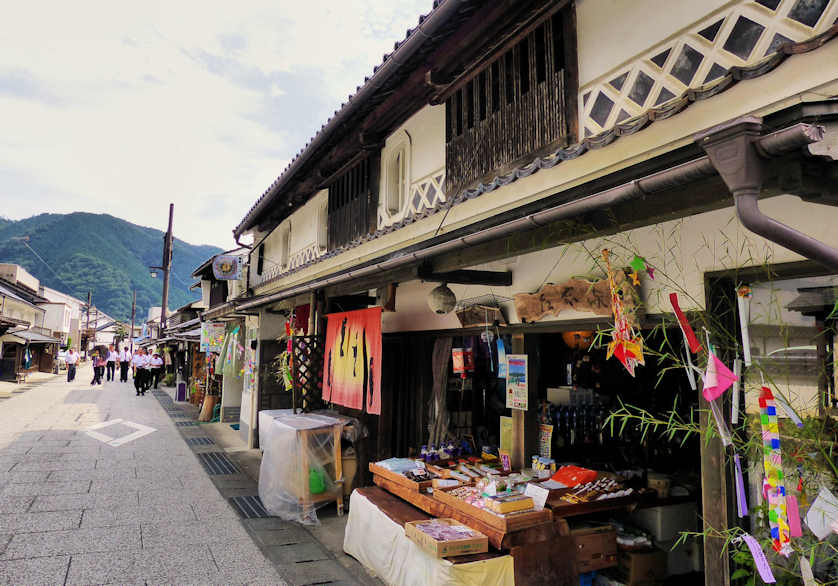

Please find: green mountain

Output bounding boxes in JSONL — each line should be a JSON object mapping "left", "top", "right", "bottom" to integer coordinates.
{"left": 0, "top": 213, "right": 223, "bottom": 321}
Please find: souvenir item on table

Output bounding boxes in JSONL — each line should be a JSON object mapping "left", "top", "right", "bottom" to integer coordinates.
{"left": 404, "top": 469, "right": 435, "bottom": 483}
{"left": 559, "top": 478, "right": 630, "bottom": 504}
{"left": 551, "top": 465, "right": 597, "bottom": 488}
{"left": 736, "top": 285, "right": 753, "bottom": 367}
{"left": 484, "top": 493, "right": 535, "bottom": 514}
{"left": 602, "top": 249, "right": 644, "bottom": 376}
{"left": 759, "top": 387, "right": 791, "bottom": 554}
{"left": 376, "top": 458, "right": 420, "bottom": 474}
{"left": 411, "top": 519, "right": 483, "bottom": 541}
{"left": 449, "top": 486, "right": 488, "bottom": 508}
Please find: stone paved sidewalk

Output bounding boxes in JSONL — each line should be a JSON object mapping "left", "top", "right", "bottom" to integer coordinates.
{"left": 0, "top": 364, "right": 285, "bottom": 585}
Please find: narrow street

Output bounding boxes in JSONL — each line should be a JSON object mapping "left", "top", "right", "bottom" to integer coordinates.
{"left": 0, "top": 364, "right": 284, "bottom": 585}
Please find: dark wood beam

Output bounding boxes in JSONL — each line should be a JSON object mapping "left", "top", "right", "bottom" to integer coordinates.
{"left": 417, "top": 266, "right": 513, "bottom": 286}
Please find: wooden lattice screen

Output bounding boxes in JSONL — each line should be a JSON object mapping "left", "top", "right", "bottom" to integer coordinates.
{"left": 290, "top": 335, "right": 325, "bottom": 412}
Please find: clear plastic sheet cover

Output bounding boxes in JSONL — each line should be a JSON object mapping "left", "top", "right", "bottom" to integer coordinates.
{"left": 258, "top": 409, "right": 345, "bottom": 524}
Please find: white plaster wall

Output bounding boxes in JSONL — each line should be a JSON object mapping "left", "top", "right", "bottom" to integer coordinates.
{"left": 383, "top": 195, "right": 838, "bottom": 333}
{"left": 576, "top": 0, "right": 731, "bottom": 86}
{"left": 249, "top": 44, "right": 838, "bottom": 299}
{"left": 378, "top": 104, "right": 446, "bottom": 226}
{"left": 42, "top": 304, "right": 70, "bottom": 334}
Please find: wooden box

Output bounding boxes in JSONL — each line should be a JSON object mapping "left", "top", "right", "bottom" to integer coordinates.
{"left": 369, "top": 462, "right": 433, "bottom": 492}
{"left": 617, "top": 548, "right": 667, "bottom": 584}
{"left": 432, "top": 487, "right": 552, "bottom": 532}
{"left": 404, "top": 518, "right": 489, "bottom": 558}
{"left": 571, "top": 525, "right": 617, "bottom": 573}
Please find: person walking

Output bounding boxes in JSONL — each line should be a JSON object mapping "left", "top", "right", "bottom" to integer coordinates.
{"left": 90, "top": 352, "right": 105, "bottom": 386}
{"left": 141, "top": 350, "right": 154, "bottom": 393}
{"left": 65, "top": 348, "right": 78, "bottom": 382}
{"left": 119, "top": 346, "right": 131, "bottom": 382}
{"left": 106, "top": 345, "right": 117, "bottom": 382}
{"left": 150, "top": 351, "right": 164, "bottom": 389}
{"left": 132, "top": 348, "right": 146, "bottom": 395}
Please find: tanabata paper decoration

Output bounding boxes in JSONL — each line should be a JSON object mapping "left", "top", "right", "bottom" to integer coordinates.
{"left": 669, "top": 293, "right": 702, "bottom": 353}
{"left": 787, "top": 494, "right": 802, "bottom": 538}
{"left": 805, "top": 486, "right": 838, "bottom": 540}
{"left": 759, "top": 386, "right": 791, "bottom": 553}
{"left": 629, "top": 271, "right": 640, "bottom": 286}
{"left": 731, "top": 359, "right": 742, "bottom": 425}
{"left": 702, "top": 352, "right": 738, "bottom": 402}
{"left": 497, "top": 338, "right": 508, "bottom": 378}
{"left": 734, "top": 454, "right": 748, "bottom": 518}
{"left": 773, "top": 394, "right": 804, "bottom": 428}
{"left": 737, "top": 534, "right": 776, "bottom": 583}
{"left": 322, "top": 307, "right": 382, "bottom": 414}
{"left": 602, "top": 249, "right": 644, "bottom": 376}
{"left": 800, "top": 556, "right": 816, "bottom": 586}
{"left": 737, "top": 285, "right": 753, "bottom": 367}
{"left": 709, "top": 399, "right": 732, "bottom": 447}
{"left": 629, "top": 254, "right": 655, "bottom": 279}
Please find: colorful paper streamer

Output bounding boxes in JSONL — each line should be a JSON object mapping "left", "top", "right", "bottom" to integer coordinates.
{"left": 787, "top": 494, "right": 802, "bottom": 538}
{"left": 709, "top": 399, "right": 732, "bottom": 447}
{"left": 738, "top": 533, "right": 776, "bottom": 583}
{"left": 759, "top": 386, "right": 791, "bottom": 552}
{"left": 702, "top": 352, "right": 738, "bottom": 402}
{"left": 669, "top": 293, "right": 702, "bottom": 353}
{"left": 731, "top": 358, "right": 742, "bottom": 425}
{"left": 734, "top": 454, "right": 748, "bottom": 518}
{"left": 737, "top": 285, "right": 753, "bottom": 367}
{"left": 799, "top": 556, "right": 815, "bottom": 586}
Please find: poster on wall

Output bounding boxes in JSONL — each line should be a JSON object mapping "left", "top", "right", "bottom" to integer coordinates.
{"left": 322, "top": 307, "right": 383, "bottom": 414}
{"left": 505, "top": 354, "right": 528, "bottom": 410}
{"left": 200, "top": 322, "right": 225, "bottom": 352}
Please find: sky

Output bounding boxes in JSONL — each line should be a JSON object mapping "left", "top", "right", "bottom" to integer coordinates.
{"left": 0, "top": 0, "right": 432, "bottom": 249}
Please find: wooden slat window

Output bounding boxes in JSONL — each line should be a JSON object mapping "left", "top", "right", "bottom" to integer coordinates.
{"left": 327, "top": 157, "right": 377, "bottom": 249}
{"left": 445, "top": 11, "right": 568, "bottom": 196}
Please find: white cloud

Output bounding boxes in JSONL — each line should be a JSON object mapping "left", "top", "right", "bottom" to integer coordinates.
{"left": 0, "top": 0, "right": 432, "bottom": 248}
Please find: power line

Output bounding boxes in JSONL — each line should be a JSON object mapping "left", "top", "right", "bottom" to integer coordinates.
{"left": 13, "top": 239, "right": 76, "bottom": 292}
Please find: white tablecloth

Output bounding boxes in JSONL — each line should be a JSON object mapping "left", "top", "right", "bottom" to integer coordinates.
{"left": 343, "top": 490, "right": 514, "bottom": 586}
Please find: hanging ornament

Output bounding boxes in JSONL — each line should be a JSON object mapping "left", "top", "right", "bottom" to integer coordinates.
{"left": 646, "top": 266, "right": 655, "bottom": 280}
{"left": 629, "top": 255, "right": 647, "bottom": 273}
{"left": 759, "top": 386, "right": 791, "bottom": 554}
{"left": 629, "top": 271, "right": 640, "bottom": 286}
{"left": 602, "top": 249, "right": 644, "bottom": 376}
{"left": 736, "top": 285, "right": 753, "bottom": 367}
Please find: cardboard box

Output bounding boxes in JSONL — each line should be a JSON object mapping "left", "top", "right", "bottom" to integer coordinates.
{"left": 405, "top": 518, "right": 489, "bottom": 558}
{"left": 617, "top": 548, "right": 667, "bottom": 584}
{"left": 571, "top": 525, "right": 617, "bottom": 573}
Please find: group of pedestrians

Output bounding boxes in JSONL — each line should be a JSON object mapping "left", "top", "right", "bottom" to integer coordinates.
{"left": 64, "top": 344, "right": 166, "bottom": 395}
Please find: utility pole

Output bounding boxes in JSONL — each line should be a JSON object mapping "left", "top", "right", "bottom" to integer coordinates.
{"left": 130, "top": 290, "right": 136, "bottom": 354}
{"left": 161, "top": 204, "right": 174, "bottom": 333}
{"left": 84, "top": 291, "right": 92, "bottom": 360}
{"left": 150, "top": 203, "right": 174, "bottom": 339}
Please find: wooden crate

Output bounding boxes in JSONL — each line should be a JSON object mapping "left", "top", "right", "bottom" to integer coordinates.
{"left": 432, "top": 487, "right": 552, "bottom": 532}
{"left": 369, "top": 463, "right": 433, "bottom": 492}
{"left": 405, "top": 518, "right": 489, "bottom": 558}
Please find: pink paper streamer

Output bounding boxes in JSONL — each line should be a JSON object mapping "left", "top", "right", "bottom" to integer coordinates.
{"left": 702, "top": 352, "right": 738, "bottom": 402}
{"left": 734, "top": 454, "right": 748, "bottom": 517}
{"left": 787, "top": 495, "right": 802, "bottom": 538}
{"left": 740, "top": 533, "right": 776, "bottom": 583}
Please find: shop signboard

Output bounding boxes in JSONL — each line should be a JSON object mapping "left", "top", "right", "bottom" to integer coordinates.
{"left": 505, "top": 354, "right": 528, "bottom": 410}
{"left": 200, "top": 321, "right": 225, "bottom": 352}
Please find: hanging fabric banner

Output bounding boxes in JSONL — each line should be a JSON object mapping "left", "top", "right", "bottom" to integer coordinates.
{"left": 669, "top": 293, "right": 702, "bottom": 353}
{"left": 736, "top": 285, "right": 753, "bottom": 367}
{"left": 322, "top": 307, "right": 382, "bottom": 414}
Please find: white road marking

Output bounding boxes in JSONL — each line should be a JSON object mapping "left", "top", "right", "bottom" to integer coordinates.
{"left": 84, "top": 418, "right": 157, "bottom": 447}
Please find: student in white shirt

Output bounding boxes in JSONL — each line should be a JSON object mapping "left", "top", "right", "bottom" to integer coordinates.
{"left": 131, "top": 348, "right": 147, "bottom": 395}
{"left": 106, "top": 345, "right": 118, "bottom": 382}
{"left": 65, "top": 348, "right": 78, "bottom": 382}
{"left": 119, "top": 346, "right": 131, "bottom": 383}
{"left": 150, "top": 352, "right": 164, "bottom": 389}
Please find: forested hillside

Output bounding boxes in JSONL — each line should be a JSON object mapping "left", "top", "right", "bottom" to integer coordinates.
{"left": 0, "top": 213, "right": 222, "bottom": 320}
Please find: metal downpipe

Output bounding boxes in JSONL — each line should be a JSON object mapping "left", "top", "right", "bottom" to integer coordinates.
{"left": 734, "top": 189, "right": 838, "bottom": 269}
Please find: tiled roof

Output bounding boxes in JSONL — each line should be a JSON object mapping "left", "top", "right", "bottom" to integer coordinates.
{"left": 249, "top": 23, "right": 838, "bottom": 291}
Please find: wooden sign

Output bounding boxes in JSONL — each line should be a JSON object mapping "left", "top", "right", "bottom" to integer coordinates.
{"left": 513, "top": 272, "right": 635, "bottom": 323}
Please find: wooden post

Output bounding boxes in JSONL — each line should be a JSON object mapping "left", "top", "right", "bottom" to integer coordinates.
{"left": 510, "top": 334, "right": 525, "bottom": 470}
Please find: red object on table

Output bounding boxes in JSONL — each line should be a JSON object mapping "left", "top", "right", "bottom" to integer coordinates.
{"left": 551, "top": 465, "right": 597, "bottom": 487}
